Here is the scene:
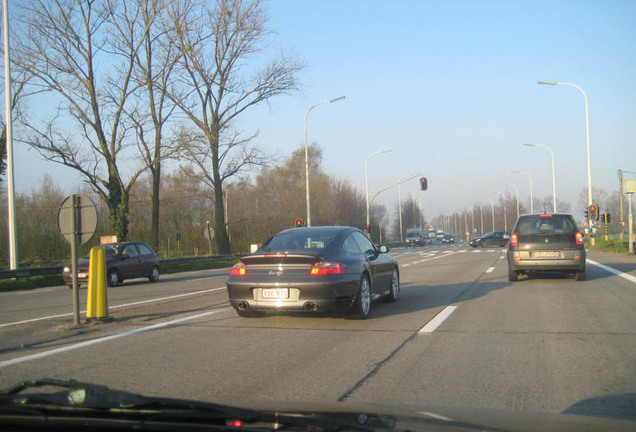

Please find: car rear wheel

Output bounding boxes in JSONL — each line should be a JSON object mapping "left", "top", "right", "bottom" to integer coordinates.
{"left": 508, "top": 266, "right": 518, "bottom": 282}
{"left": 351, "top": 275, "right": 371, "bottom": 319}
{"left": 385, "top": 268, "right": 399, "bottom": 303}
{"left": 148, "top": 266, "right": 160, "bottom": 282}
{"left": 575, "top": 269, "right": 586, "bottom": 281}
{"left": 107, "top": 269, "right": 120, "bottom": 287}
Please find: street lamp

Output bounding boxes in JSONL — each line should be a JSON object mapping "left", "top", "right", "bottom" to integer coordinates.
{"left": 538, "top": 80, "right": 592, "bottom": 218}
{"left": 511, "top": 169, "right": 534, "bottom": 213}
{"left": 365, "top": 149, "right": 392, "bottom": 231}
{"left": 304, "top": 96, "right": 345, "bottom": 226}
{"left": 524, "top": 143, "right": 556, "bottom": 212}
{"left": 504, "top": 182, "right": 519, "bottom": 219}
{"left": 489, "top": 199, "right": 495, "bottom": 231}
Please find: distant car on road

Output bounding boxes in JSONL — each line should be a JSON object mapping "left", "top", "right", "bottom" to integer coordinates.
{"left": 507, "top": 213, "right": 586, "bottom": 281}
{"left": 405, "top": 227, "right": 425, "bottom": 247}
{"left": 469, "top": 231, "right": 510, "bottom": 247}
{"left": 62, "top": 241, "right": 160, "bottom": 287}
{"left": 442, "top": 234, "right": 455, "bottom": 244}
{"left": 226, "top": 226, "right": 399, "bottom": 319}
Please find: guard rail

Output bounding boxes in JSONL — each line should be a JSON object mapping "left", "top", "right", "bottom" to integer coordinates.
{"left": 0, "top": 254, "right": 239, "bottom": 280}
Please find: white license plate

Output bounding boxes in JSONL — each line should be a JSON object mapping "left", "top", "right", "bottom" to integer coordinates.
{"left": 535, "top": 251, "right": 559, "bottom": 258}
{"left": 78, "top": 273, "right": 88, "bottom": 278}
{"left": 262, "top": 288, "right": 289, "bottom": 299}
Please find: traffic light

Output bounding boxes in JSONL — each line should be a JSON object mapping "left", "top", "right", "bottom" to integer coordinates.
{"left": 295, "top": 218, "right": 304, "bottom": 228}
{"left": 603, "top": 212, "right": 611, "bottom": 224}
{"left": 588, "top": 204, "right": 600, "bottom": 221}
{"left": 420, "top": 177, "right": 428, "bottom": 191}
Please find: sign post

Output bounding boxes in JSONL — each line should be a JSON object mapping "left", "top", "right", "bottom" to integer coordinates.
{"left": 58, "top": 195, "right": 98, "bottom": 325}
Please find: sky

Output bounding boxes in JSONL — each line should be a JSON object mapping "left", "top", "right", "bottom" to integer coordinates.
{"left": 11, "top": 0, "right": 636, "bottom": 225}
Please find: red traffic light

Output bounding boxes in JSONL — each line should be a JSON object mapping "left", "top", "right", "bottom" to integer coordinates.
{"left": 420, "top": 177, "right": 428, "bottom": 191}
{"left": 295, "top": 218, "right": 304, "bottom": 227}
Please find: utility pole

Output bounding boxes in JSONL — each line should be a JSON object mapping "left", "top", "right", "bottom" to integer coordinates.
{"left": 619, "top": 169, "right": 624, "bottom": 240}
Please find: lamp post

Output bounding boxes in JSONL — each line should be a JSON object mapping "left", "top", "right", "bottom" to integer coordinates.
{"left": 538, "top": 81, "right": 591, "bottom": 207}
{"left": 505, "top": 182, "right": 520, "bottom": 219}
{"left": 489, "top": 199, "right": 495, "bottom": 231}
{"left": 304, "top": 96, "right": 345, "bottom": 226}
{"left": 524, "top": 143, "right": 556, "bottom": 212}
{"left": 4, "top": 0, "right": 18, "bottom": 270}
{"left": 365, "top": 149, "right": 392, "bottom": 231}
{"left": 511, "top": 169, "right": 533, "bottom": 213}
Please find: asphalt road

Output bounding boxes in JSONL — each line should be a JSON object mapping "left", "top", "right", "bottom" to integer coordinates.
{"left": 1, "top": 243, "right": 635, "bottom": 421}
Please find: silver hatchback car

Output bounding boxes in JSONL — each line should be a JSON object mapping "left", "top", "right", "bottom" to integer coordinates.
{"left": 507, "top": 213, "right": 586, "bottom": 282}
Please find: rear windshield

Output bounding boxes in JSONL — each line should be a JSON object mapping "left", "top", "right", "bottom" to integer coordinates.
{"left": 514, "top": 215, "right": 577, "bottom": 235}
{"left": 264, "top": 231, "right": 338, "bottom": 250}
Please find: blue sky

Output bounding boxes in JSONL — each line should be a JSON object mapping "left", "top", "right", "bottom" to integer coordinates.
{"left": 14, "top": 0, "right": 636, "bottom": 223}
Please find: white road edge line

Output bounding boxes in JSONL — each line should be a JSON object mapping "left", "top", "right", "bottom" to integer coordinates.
{"left": 587, "top": 259, "right": 636, "bottom": 284}
{"left": 485, "top": 267, "right": 495, "bottom": 273}
{"left": 0, "top": 307, "right": 231, "bottom": 369}
{"left": 0, "top": 287, "right": 227, "bottom": 329}
{"left": 419, "top": 306, "right": 458, "bottom": 335}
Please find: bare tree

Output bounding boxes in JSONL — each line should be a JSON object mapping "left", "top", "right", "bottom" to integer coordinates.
{"left": 168, "top": 0, "right": 302, "bottom": 254}
{"left": 13, "top": 0, "right": 171, "bottom": 241}
{"left": 116, "top": 0, "right": 183, "bottom": 249}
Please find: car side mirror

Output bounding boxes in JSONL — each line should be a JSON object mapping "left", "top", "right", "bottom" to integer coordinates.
{"left": 121, "top": 253, "right": 129, "bottom": 260}
{"left": 379, "top": 245, "right": 389, "bottom": 254}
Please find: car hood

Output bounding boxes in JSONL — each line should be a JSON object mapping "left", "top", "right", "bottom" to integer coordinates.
{"left": 2, "top": 380, "right": 633, "bottom": 431}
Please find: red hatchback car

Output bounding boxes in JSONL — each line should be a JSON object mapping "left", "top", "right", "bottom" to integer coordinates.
{"left": 62, "top": 242, "right": 160, "bottom": 287}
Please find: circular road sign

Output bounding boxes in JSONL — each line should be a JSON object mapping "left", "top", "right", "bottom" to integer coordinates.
{"left": 57, "top": 194, "right": 99, "bottom": 246}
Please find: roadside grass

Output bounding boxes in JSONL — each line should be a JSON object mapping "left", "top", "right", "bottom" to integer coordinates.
{"left": 585, "top": 238, "right": 634, "bottom": 254}
{"left": 0, "top": 258, "right": 237, "bottom": 292}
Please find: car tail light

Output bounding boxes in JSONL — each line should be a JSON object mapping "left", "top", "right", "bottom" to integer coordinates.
{"left": 575, "top": 232, "right": 584, "bottom": 246}
{"left": 509, "top": 233, "right": 518, "bottom": 247}
{"left": 230, "top": 262, "right": 246, "bottom": 276}
{"left": 309, "top": 262, "right": 346, "bottom": 276}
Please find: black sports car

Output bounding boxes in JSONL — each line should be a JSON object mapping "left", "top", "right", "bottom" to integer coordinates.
{"left": 226, "top": 226, "right": 399, "bottom": 319}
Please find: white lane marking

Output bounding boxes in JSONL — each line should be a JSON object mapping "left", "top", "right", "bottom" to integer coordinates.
{"left": 472, "top": 250, "right": 481, "bottom": 253}
{"left": 0, "top": 307, "right": 231, "bottom": 369}
{"left": 587, "top": 259, "right": 636, "bottom": 284}
{"left": 0, "top": 287, "right": 227, "bottom": 328}
{"left": 485, "top": 267, "right": 495, "bottom": 273}
{"left": 500, "top": 256, "right": 506, "bottom": 259}
{"left": 419, "top": 306, "right": 458, "bottom": 335}
{"left": 417, "top": 411, "right": 454, "bottom": 422}
{"left": 458, "top": 250, "right": 466, "bottom": 253}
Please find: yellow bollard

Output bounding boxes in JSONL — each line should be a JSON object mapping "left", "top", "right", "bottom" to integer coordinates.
{"left": 86, "top": 246, "right": 110, "bottom": 320}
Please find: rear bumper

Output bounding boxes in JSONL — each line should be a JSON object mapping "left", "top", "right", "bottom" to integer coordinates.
{"left": 227, "top": 276, "right": 360, "bottom": 313}
{"left": 507, "top": 250, "right": 586, "bottom": 273}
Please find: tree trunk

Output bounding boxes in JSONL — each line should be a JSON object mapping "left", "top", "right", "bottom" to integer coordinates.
{"left": 151, "top": 161, "right": 161, "bottom": 251}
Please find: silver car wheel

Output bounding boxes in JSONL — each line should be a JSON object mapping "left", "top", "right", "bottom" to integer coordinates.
{"left": 352, "top": 275, "right": 371, "bottom": 319}
{"left": 108, "top": 269, "right": 120, "bottom": 287}
{"left": 149, "top": 266, "right": 160, "bottom": 282}
{"left": 386, "top": 268, "right": 399, "bottom": 302}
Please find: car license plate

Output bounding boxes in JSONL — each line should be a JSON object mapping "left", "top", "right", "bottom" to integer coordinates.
{"left": 534, "top": 251, "right": 559, "bottom": 258}
{"left": 262, "top": 288, "right": 289, "bottom": 299}
{"left": 78, "top": 273, "right": 88, "bottom": 278}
